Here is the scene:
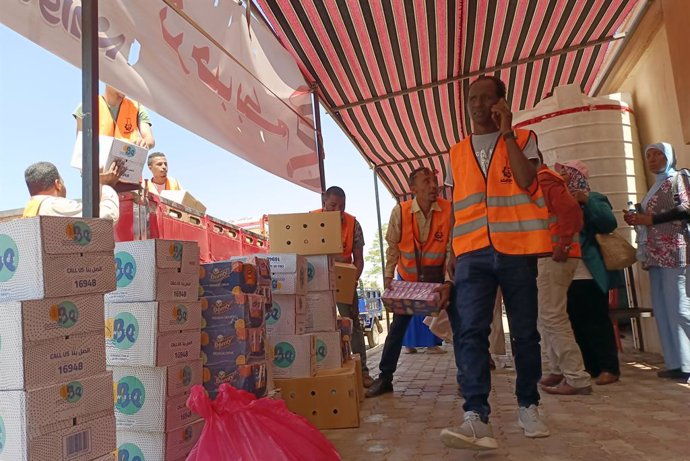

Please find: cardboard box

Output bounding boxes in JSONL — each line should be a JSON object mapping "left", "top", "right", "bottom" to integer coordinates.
{"left": 201, "top": 325, "right": 265, "bottom": 366}
{"left": 71, "top": 133, "right": 147, "bottom": 184}
{"left": 266, "top": 295, "right": 306, "bottom": 335}
{"left": 116, "top": 420, "right": 204, "bottom": 461}
{"left": 305, "top": 255, "right": 336, "bottom": 291}
{"left": 266, "top": 254, "right": 307, "bottom": 295}
{"left": 0, "top": 409, "right": 115, "bottom": 461}
{"left": 104, "top": 240, "right": 200, "bottom": 303}
{"left": 200, "top": 293, "right": 265, "bottom": 329}
{"left": 382, "top": 280, "right": 442, "bottom": 316}
{"left": 112, "top": 367, "right": 200, "bottom": 432}
{"left": 203, "top": 360, "right": 268, "bottom": 399}
{"left": 160, "top": 190, "right": 207, "bottom": 215}
{"left": 0, "top": 331, "right": 105, "bottom": 391}
{"left": 274, "top": 366, "right": 360, "bottom": 429}
{"left": 314, "top": 331, "right": 343, "bottom": 371}
{"left": 305, "top": 292, "right": 337, "bottom": 333}
{"left": 89, "top": 451, "right": 118, "bottom": 461}
{"left": 334, "top": 263, "right": 358, "bottom": 304}
{"left": 268, "top": 212, "right": 343, "bottom": 255}
{"left": 344, "top": 355, "right": 364, "bottom": 402}
{"left": 0, "top": 294, "right": 104, "bottom": 343}
{"left": 199, "top": 258, "right": 271, "bottom": 295}
{"left": 337, "top": 317, "right": 354, "bottom": 358}
{"left": 105, "top": 302, "right": 201, "bottom": 367}
{"left": 265, "top": 254, "right": 307, "bottom": 274}
{"left": 270, "top": 334, "right": 316, "bottom": 379}
{"left": 271, "top": 272, "right": 307, "bottom": 295}
{"left": 0, "top": 217, "right": 115, "bottom": 301}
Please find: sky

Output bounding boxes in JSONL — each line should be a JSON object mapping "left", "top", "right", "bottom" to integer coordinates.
{"left": 0, "top": 24, "right": 396, "bottom": 268}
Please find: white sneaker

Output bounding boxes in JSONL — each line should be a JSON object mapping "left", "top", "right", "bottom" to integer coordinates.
{"left": 440, "top": 411, "right": 498, "bottom": 450}
{"left": 518, "top": 405, "right": 550, "bottom": 438}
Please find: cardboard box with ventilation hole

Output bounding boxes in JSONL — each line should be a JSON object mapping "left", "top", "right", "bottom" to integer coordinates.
{"left": 334, "top": 263, "right": 358, "bottom": 304}
{"left": 268, "top": 212, "right": 343, "bottom": 255}
{"left": 274, "top": 365, "right": 360, "bottom": 429}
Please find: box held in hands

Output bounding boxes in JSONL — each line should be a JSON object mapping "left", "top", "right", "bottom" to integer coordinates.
{"left": 382, "top": 280, "right": 442, "bottom": 316}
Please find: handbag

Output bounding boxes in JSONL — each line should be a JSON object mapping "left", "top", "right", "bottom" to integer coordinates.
{"left": 595, "top": 232, "right": 637, "bottom": 270}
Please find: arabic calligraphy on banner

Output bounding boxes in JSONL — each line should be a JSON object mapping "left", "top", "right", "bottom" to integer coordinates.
{"left": 2, "top": 0, "right": 320, "bottom": 191}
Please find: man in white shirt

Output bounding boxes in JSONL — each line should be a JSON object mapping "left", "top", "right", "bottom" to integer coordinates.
{"left": 22, "top": 161, "right": 123, "bottom": 221}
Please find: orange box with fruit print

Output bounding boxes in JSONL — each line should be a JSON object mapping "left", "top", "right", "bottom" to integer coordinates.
{"left": 200, "top": 325, "right": 266, "bottom": 366}
{"left": 200, "top": 293, "right": 265, "bottom": 329}
{"left": 198, "top": 257, "right": 271, "bottom": 296}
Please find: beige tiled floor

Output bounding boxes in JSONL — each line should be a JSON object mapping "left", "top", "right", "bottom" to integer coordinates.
{"left": 324, "top": 330, "right": 690, "bottom": 460}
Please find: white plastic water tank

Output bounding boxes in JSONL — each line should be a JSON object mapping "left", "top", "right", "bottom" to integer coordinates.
{"left": 513, "top": 84, "right": 647, "bottom": 243}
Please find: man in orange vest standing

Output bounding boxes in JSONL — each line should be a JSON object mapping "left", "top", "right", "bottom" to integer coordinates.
{"left": 441, "top": 76, "right": 551, "bottom": 451}
{"left": 532, "top": 154, "right": 592, "bottom": 395}
{"left": 315, "top": 186, "right": 372, "bottom": 387}
{"left": 146, "top": 152, "right": 183, "bottom": 195}
{"left": 73, "top": 85, "right": 155, "bottom": 149}
{"left": 366, "top": 167, "right": 453, "bottom": 398}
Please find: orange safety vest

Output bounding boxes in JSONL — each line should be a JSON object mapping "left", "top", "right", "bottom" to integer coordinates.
{"left": 397, "top": 198, "right": 451, "bottom": 282}
{"left": 537, "top": 167, "right": 582, "bottom": 258}
{"left": 312, "top": 209, "right": 356, "bottom": 263}
{"left": 449, "top": 129, "right": 551, "bottom": 257}
{"left": 147, "top": 177, "right": 182, "bottom": 195}
{"left": 22, "top": 197, "right": 48, "bottom": 218}
{"left": 99, "top": 96, "right": 140, "bottom": 141}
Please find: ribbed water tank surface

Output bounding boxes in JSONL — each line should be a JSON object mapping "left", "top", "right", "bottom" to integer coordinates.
{"left": 514, "top": 84, "right": 647, "bottom": 243}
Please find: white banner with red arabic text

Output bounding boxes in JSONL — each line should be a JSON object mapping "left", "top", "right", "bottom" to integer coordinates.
{"left": 1, "top": 0, "right": 320, "bottom": 191}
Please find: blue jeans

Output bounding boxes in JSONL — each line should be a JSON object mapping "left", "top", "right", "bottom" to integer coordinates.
{"left": 453, "top": 247, "right": 541, "bottom": 421}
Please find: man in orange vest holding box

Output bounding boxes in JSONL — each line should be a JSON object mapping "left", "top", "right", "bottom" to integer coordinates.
{"left": 366, "top": 167, "right": 453, "bottom": 398}
{"left": 73, "top": 85, "right": 155, "bottom": 149}
{"left": 441, "top": 76, "right": 551, "bottom": 451}
{"left": 313, "top": 186, "right": 371, "bottom": 386}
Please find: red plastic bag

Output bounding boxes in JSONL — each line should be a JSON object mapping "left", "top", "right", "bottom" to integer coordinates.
{"left": 186, "top": 384, "right": 341, "bottom": 461}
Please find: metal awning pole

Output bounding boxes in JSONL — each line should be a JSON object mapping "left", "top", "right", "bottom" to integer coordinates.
{"left": 312, "top": 90, "right": 326, "bottom": 194}
{"left": 81, "top": 0, "right": 99, "bottom": 217}
{"left": 373, "top": 168, "right": 390, "bottom": 329}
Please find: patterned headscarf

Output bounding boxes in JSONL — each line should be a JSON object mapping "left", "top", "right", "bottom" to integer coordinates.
{"left": 556, "top": 160, "right": 590, "bottom": 195}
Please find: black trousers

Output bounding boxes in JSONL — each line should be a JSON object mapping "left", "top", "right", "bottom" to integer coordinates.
{"left": 566, "top": 279, "right": 620, "bottom": 376}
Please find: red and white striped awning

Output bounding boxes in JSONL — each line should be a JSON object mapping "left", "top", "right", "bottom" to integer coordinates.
{"left": 256, "top": 0, "right": 642, "bottom": 198}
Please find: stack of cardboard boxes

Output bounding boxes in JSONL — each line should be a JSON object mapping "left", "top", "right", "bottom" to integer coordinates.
{"left": 104, "top": 239, "right": 203, "bottom": 461}
{"left": 0, "top": 216, "right": 116, "bottom": 461}
{"left": 267, "top": 212, "right": 362, "bottom": 429}
{"left": 198, "top": 256, "right": 272, "bottom": 399}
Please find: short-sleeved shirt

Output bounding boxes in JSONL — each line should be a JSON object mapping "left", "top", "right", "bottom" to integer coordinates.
{"left": 73, "top": 99, "right": 152, "bottom": 126}
{"left": 353, "top": 219, "right": 365, "bottom": 250}
{"left": 445, "top": 131, "right": 538, "bottom": 186}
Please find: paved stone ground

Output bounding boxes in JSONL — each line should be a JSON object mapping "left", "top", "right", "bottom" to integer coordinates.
{"left": 323, "top": 327, "right": 690, "bottom": 461}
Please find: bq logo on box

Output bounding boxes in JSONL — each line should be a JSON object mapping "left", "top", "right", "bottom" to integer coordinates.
{"left": 111, "top": 312, "right": 139, "bottom": 350}
{"left": 307, "top": 262, "right": 316, "bottom": 282}
{"left": 65, "top": 221, "right": 92, "bottom": 246}
{"left": 115, "top": 251, "right": 137, "bottom": 288}
{"left": 316, "top": 339, "right": 327, "bottom": 363}
{"left": 116, "top": 376, "right": 146, "bottom": 415}
{"left": 173, "top": 304, "right": 188, "bottom": 324}
{"left": 179, "top": 365, "right": 193, "bottom": 387}
{"left": 60, "top": 381, "right": 83, "bottom": 403}
{"left": 273, "top": 342, "right": 296, "bottom": 368}
{"left": 118, "top": 442, "right": 145, "bottom": 461}
{"left": 169, "top": 242, "right": 184, "bottom": 261}
{"left": 50, "top": 301, "right": 79, "bottom": 328}
{"left": 0, "top": 234, "right": 19, "bottom": 283}
{"left": 266, "top": 301, "right": 281, "bottom": 325}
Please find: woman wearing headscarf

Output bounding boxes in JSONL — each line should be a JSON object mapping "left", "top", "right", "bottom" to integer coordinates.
{"left": 624, "top": 142, "right": 690, "bottom": 382}
{"left": 555, "top": 160, "right": 621, "bottom": 385}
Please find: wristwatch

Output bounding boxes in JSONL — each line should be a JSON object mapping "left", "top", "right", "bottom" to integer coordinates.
{"left": 502, "top": 131, "right": 516, "bottom": 141}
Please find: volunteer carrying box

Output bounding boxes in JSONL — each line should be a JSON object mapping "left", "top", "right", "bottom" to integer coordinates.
{"left": 305, "top": 292, "right": 337, "bottom": 333}
{"left": 334, "top": 263, "right": 358, "bottom": 304}
{"left": 71, "top": 133, "right": 147, "bottom": 185}
{"left": 200, "top": 293, "right": 265, "bottom": 329}
{"left": 314, "top": 331, "right": 343, "bottom": 371}
{"left": 105, "top": 240, "right": 200, "bottom": 303}
{"left": 268, "top": 212, "right": 343, "bottom": 255}
{"left": 0, "top": 409, "right": 115, "bottom": 461}
{"left": 116, "top": 419, "right": 204, "bottom": 461}
{"left": 0, "top": 217, "right": 115, "bottom": 301}
{"left": 203, "top": 361, "right": 268, "bottom": 399}
{"left": 270, "top": 334, "right": 316, "bottom": 379}
{"left": 306, "top": 255, "right": 336, "bottom": 291}
{"left": 112, "top": 366, "right": 201, "bottom": 432}
{"left": 382, "top": 280, "right": 442, "bottom": 316}
{"left": 267, "top": 295, "right": 306, "bottom": 335}
{"left": 266, "top": 254, "right": 307, "bottom": 295}
{"left": 201, "top": 325, "right": 266, "bottom": 366}
{"left": 105, "top": 302, "right": 201, "bottom": 366}
{"left": 0, "top": 331, "right": 105, "bottom": 391}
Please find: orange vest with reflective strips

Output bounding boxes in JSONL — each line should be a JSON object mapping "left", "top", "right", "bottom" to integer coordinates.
{"left": 537, "top": 167, "right": 582, "bottom": 258}
{"left": 312, "top": 209, "right": 356, "bottom": 263}
{"left": 99, "top": 96, "right": 139, "bottom": 141}
{"left": 147, "top": 177, "right": 182, "bottom": 195}
{"left": 22, "top": 197, "right": 47, "bottom": 218}
{"left": 397, "top": 198, "right": 451, "bottom": 282}
{"left": 449, "top": 129, "right": 551, "bottom": 257}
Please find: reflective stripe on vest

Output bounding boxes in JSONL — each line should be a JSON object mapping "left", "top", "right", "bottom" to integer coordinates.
{"left": 99, "top": 96, "right": 140, "bottom": 141}
{"left": 311, "top": 209, "right": 355, "bottom": 263}
{"left": 450, "top": 129, "right": 551, "bottom": 257}
{"left": 396, "top": 198, "right": 451, "bottom": 282}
